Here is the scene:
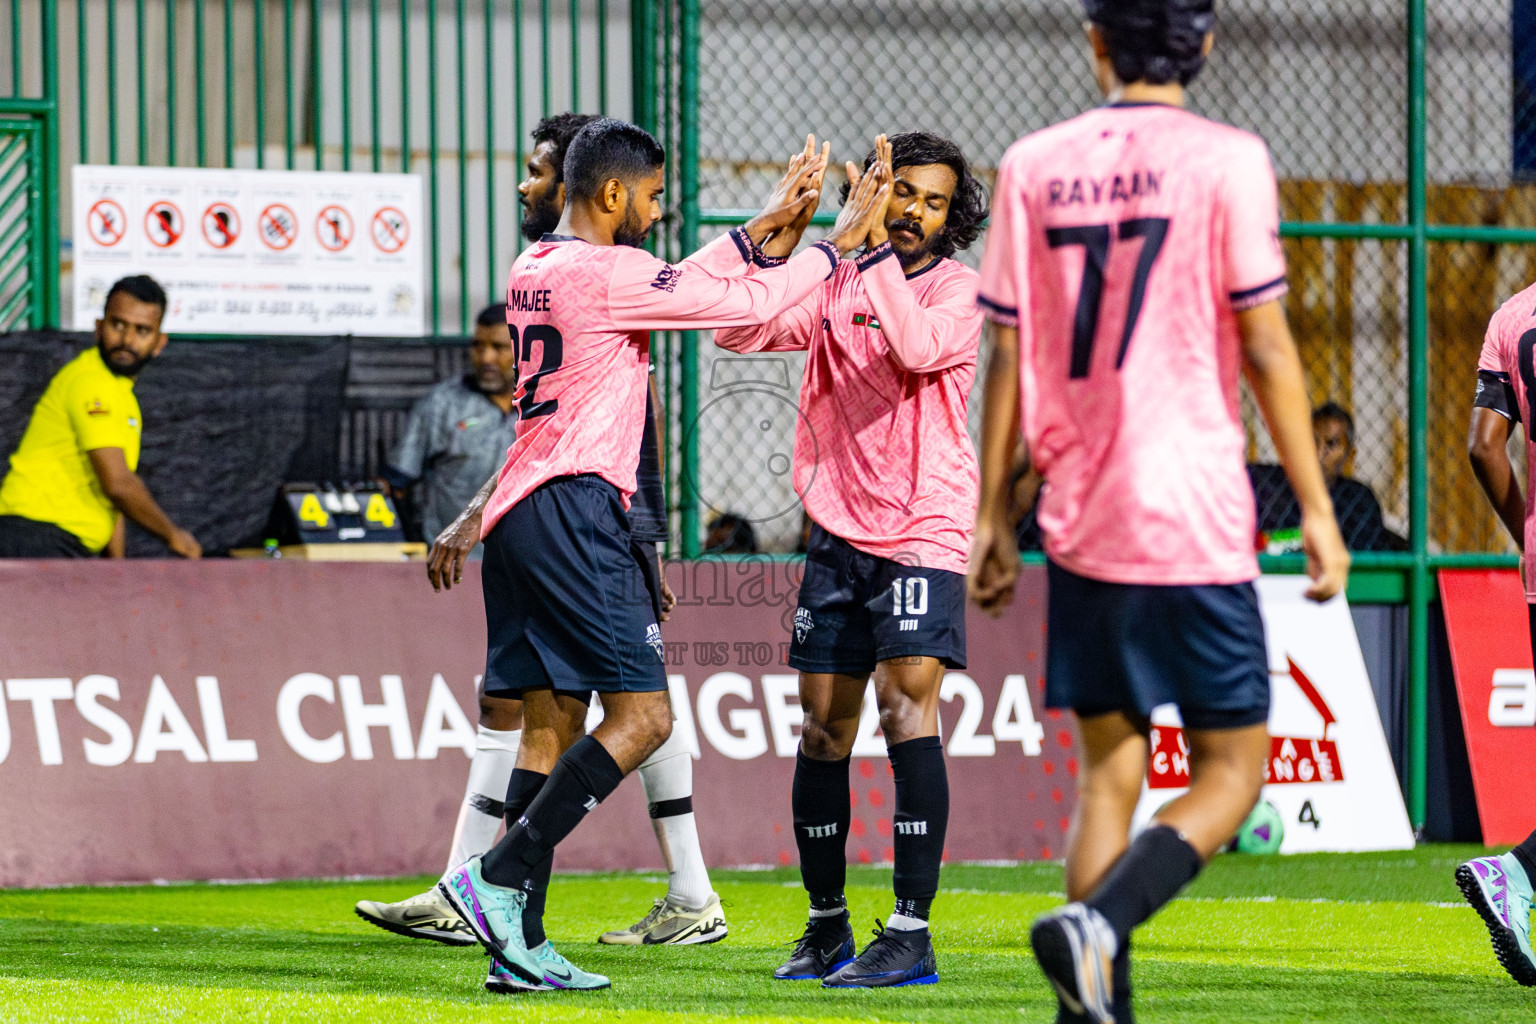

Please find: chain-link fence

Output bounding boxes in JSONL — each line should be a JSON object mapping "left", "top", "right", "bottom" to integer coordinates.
{"left": 663, "top": 0, "right": 1536, "bottom": 560}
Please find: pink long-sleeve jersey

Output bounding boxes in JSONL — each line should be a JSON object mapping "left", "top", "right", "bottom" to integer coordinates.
{"left": 977, "top": 104, "right": 1289, "bottom": 586}
{"left": 481, "top": 228, "right": 839, "bottom": 537}
{"left": 1475, "top": 280, "right": 1536, "bottom": 599}
{"left": 715, "top": 242, "right": 983, "bottom": 574}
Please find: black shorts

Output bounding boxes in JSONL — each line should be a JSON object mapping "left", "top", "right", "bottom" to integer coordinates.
{"left": 1045, "top": 559, "right": 1270, "bottom": 731}
{"left": 0, "top": 515, "right": 93, "bottom": 557}
{"left": 480, "top": 475, "right": 667, "bottom": 698}
{"left": 788, "top": 523, "right": 966, "bottom": 676}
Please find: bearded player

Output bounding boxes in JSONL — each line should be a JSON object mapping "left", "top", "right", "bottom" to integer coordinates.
{"left": 1459, "top": 281, "right": 1536, "bottom": 988}
{"left": 430, "top": 118, "right": 890, "bottom": 991}
{"left": 970, "top": 3, "right": 1349, "bottom": 1021}
{"left": 353, "top": 112, "right": 728, "bottom": 954}
{"left": 715, "top": 131, "right": 988, "bottom": 988}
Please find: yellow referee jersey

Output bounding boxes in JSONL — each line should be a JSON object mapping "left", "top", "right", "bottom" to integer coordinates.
{"left": 0, "top": 346, "right": 142, "bottom": 552}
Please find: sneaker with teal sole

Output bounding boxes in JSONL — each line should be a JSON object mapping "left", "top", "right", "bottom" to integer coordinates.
{"left": 484, "top": 943, "right": 612, "bottom": 992}
{"left": 437, "top": 856, "right": 542, "bottom": 987}
{"left": 1457, "top": 853, "right": 1536, "bottom": 986}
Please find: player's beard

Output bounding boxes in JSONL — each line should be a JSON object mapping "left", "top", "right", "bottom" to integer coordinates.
{"left": 613, "top": 196, "right": 653, "bottom": 249}
{"left": 97, "top": 340, "right": 153, "bottom": 378}
{"left": 520, "top": 190, "right": 562, "bottom": 242}
{"left": 889, "top": 217, "right": 939, "bottom": 270}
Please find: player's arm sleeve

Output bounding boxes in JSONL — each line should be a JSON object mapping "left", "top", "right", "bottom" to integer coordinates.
{"left": 1475, "top": 321, "right": 1521, "bottom": 422}
{"left": 607, "top": 236, "right": 840, "bottom": 332}
{"left": 387, "top": 392, "right": 434, "bottom": 483}
{"left": 976, "top": 150, "right": 1025, "bottom": 328}
{"left": 65, "top": 374, "right": 137, "bottom": 454}
{"left": 859, "top": 247, "right": 983, "bottom": 373}
{"left": 1222, "top": 139, "right": 1289, "bottom": 311}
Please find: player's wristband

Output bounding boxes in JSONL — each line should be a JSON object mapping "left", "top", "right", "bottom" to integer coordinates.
{"left": 855, "top": 242, "right": 895, "bottom": 272}
{"left": 811, "top": 240, "right": 840, "bottom": 278}
{"left": 729, "top": 226, "right": 789, "bottom": 268}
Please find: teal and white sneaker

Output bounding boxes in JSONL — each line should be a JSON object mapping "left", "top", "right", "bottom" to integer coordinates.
{"left": 484, "top": 942, "right": 611, "bottom": 992}
{"left": 1457, "top": 853, "right": 1536, "bottom": 986}
{"left": 437, "top": 856, "right": 541, "bottom": 987}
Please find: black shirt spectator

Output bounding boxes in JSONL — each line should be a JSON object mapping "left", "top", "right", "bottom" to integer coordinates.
{"left": 1250, "top": 401, "right": 1406, "bottom": 551}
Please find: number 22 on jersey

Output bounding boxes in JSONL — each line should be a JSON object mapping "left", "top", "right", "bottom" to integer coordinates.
{"left": 510, "top": 324, "right": 564, "bottom": 420}
{"left": 1047, "top": 217, "right": 1170, "bottom": 378}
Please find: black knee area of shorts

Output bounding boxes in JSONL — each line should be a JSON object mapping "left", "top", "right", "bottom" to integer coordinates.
{"left": 792, "top": 751, "right": 852, "bottom": 901}
{"left": 503, "top": 768, "right": 549, "bottom": 829}
{"left": 888, "top": 736, "right": 948, "bottom": 915}
{"left": 649, "top": 796, "right": 693, "bottom": 819}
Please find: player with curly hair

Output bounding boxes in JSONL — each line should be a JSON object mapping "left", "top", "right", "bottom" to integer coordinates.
{"left": 715, "top": 130, "right": 989, "bottom": 988}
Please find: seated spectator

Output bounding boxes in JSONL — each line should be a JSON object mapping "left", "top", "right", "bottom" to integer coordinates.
{"left": 704, "top": 512, "right": 758, "bottom": 554}
{"left": 384, "top": 303, "right": 518, "bottom": 559}
{"left": 0, "top": 275, "right": 201, "bottom": 558}
{"left": 1250, "top": 401, "right": 1407, "bottom": 551}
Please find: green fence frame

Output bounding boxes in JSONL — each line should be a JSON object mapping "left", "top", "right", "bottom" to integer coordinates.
{"left": 8, "top": 0, "right": 1536, "bottom": 831}
{"left": 0, "top": 0, "right": 61, "bottom": 329}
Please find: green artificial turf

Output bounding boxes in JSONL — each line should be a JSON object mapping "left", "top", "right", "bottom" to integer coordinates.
{"left": 1, "top": 846, "right": 1533, "bottom": 1022}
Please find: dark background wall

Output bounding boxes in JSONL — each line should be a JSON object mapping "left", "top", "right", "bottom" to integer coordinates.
{"left": 0, "top": 332, "right": 467, "bottom": 555}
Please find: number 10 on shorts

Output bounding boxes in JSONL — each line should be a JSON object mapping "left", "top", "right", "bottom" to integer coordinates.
{"left": 893, "top": 577, "right": 930, "bottom": 616}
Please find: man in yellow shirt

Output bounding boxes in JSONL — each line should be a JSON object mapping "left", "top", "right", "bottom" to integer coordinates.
{"left": 0, "top": 275, "right": 201, "bottom": 558}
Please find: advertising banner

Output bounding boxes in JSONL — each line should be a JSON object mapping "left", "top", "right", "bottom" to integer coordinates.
{"left": 1439, "top": 568, "right": 1536, "bottom": 845}
{"left": 0, "top": 561, "right": 1065, "bottom": 887}
{"left": 72, "top": 165, "right": 425, "bottom": 336}
{"left": 1132, "top": 577, "right": 1414, "bottom": 853}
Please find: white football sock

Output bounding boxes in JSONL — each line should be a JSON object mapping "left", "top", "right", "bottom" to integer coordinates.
{"left": 639, "top": 726, "right": 713, "bottom": 910}
{"left": 445, "top": 726, "right": 521, "bottom": 873}
{"left": 886, "top": 911, "right": 928, "bottom": 932}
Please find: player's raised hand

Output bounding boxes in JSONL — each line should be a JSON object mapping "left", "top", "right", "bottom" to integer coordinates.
{"left": 827, "top": 156, "right": 891, "bottom": 255}
{"left": 1300, "top": 511, "right": 1350, "bottom": 603}
{"left": 763, "top": 137, "right": 832, "bottom": 258}
{"left": 865, "top": 135, "right": 895, "bottom": 250}
{"left": 967, "top": 517, "right": 1020, "bottom": 616}
{"left": 744, "top": 135, "right": 828, "bottom": 244}
{"left": 427, "top": 508, "right": 482, "bottom": 592}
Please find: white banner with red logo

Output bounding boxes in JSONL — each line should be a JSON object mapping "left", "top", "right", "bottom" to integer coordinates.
{"left": 1131, "top": 576, "right": 1414, "bottom": 853}
{"left": 72, "top": 165, "right": 424, "bottom": 336}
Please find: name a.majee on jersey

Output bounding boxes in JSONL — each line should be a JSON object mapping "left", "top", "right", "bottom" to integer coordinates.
{"left": 508, "top": 288, "right": 552, "bottom": 312}
{"left": 1047, "top": 170, "right": 1164, "bottom": 208}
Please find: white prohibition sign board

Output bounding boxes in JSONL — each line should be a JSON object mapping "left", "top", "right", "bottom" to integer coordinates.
{"left": 1130, "top": 576, "right": 1414, "bottom": 854}
{"left": 73, "top": 165, "right": 425, "bottom": 336}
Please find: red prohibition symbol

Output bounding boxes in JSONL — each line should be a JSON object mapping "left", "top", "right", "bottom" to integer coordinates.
{"left": 259, "top": 203, "right": 299, "bottom": 251}
{"left": 202, "top": 203, "right": 241, "bottom": 249}
{"left": 316, "top": 205, "right": 355, "bottom": 252}
{"left": 144, "top": 200, "right": 185, "bottom": 248}
{"left": 371, "top": 206, "right": 409, "bottom": 253}
{"left": 87, "top": 199, "right": 126, "bottom": 247}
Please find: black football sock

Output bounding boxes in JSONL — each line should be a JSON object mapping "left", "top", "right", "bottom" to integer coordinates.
{"left": 481, "top": 736, "right": 625, "bottom": 888}
{"left": 1085, "top": 825, "right": 1203, "bottom": 947}
{"left": 1512, "top": 828, "right": 1536, "bottom": 880}
{"left": 888, "top": 736, "right": 948, "bottom": 927}
{"left": 495, "top": 768, "right": 552, "bottom": 946}
{"left": 793, "top": 750, "right": 851, "bottom": 910}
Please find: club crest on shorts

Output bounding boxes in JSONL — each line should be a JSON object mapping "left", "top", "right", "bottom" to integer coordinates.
{"left": 644, "top": 623, "right": 663, "bottom": 660}
{"left": 794, "top": 608, "right": 814, "bottom": 644}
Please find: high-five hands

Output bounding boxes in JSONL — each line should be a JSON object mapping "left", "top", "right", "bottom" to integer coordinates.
{"left": 827, "top": 143, "right": 891, "bottom": 256}
{"left": 761, "top": 135, "right": 831, "bottom": 258}
{"left": 744, "top": 135, "right": 830, "bottom": 246}
{"left": 862, "top": 135, "right": 895, "bottom": 250}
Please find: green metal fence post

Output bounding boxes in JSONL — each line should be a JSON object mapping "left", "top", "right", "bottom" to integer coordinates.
{"left": 310, "top": 0, "right": 321, "bottom": 170}
{"left": 456, "top": 0, "right": 468, "bottom": 327}
{"left": 679, "top": 0, "right": 698, "bottom": 556}
{"left": 76, "top": 0, "right": 87, "bottom": 163}
{"left": 42, "top": 0, "right": 59, "bottom": 325}
{"left": 427, "top": 0, "right": 440, "bottom": 331}
{"left": 484, "top": 0, "right": 496, "bottom": 302}
{"left": 164, "top": 0, "right": 176, "bottom": 164}
{"left": 341, "top": 0, "right": 353, "bottom": 170}
{"left": 194, "top": 0, "right": 206, "bottom": 167}
{"left": 1406, "top": 0, "right": 1429, "bottom": 833}
{"left": 135, "top": 0, "right": 146, "bottom": 162}
{"left": 630, "top": 0, "right": 654, "bottom": 133}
